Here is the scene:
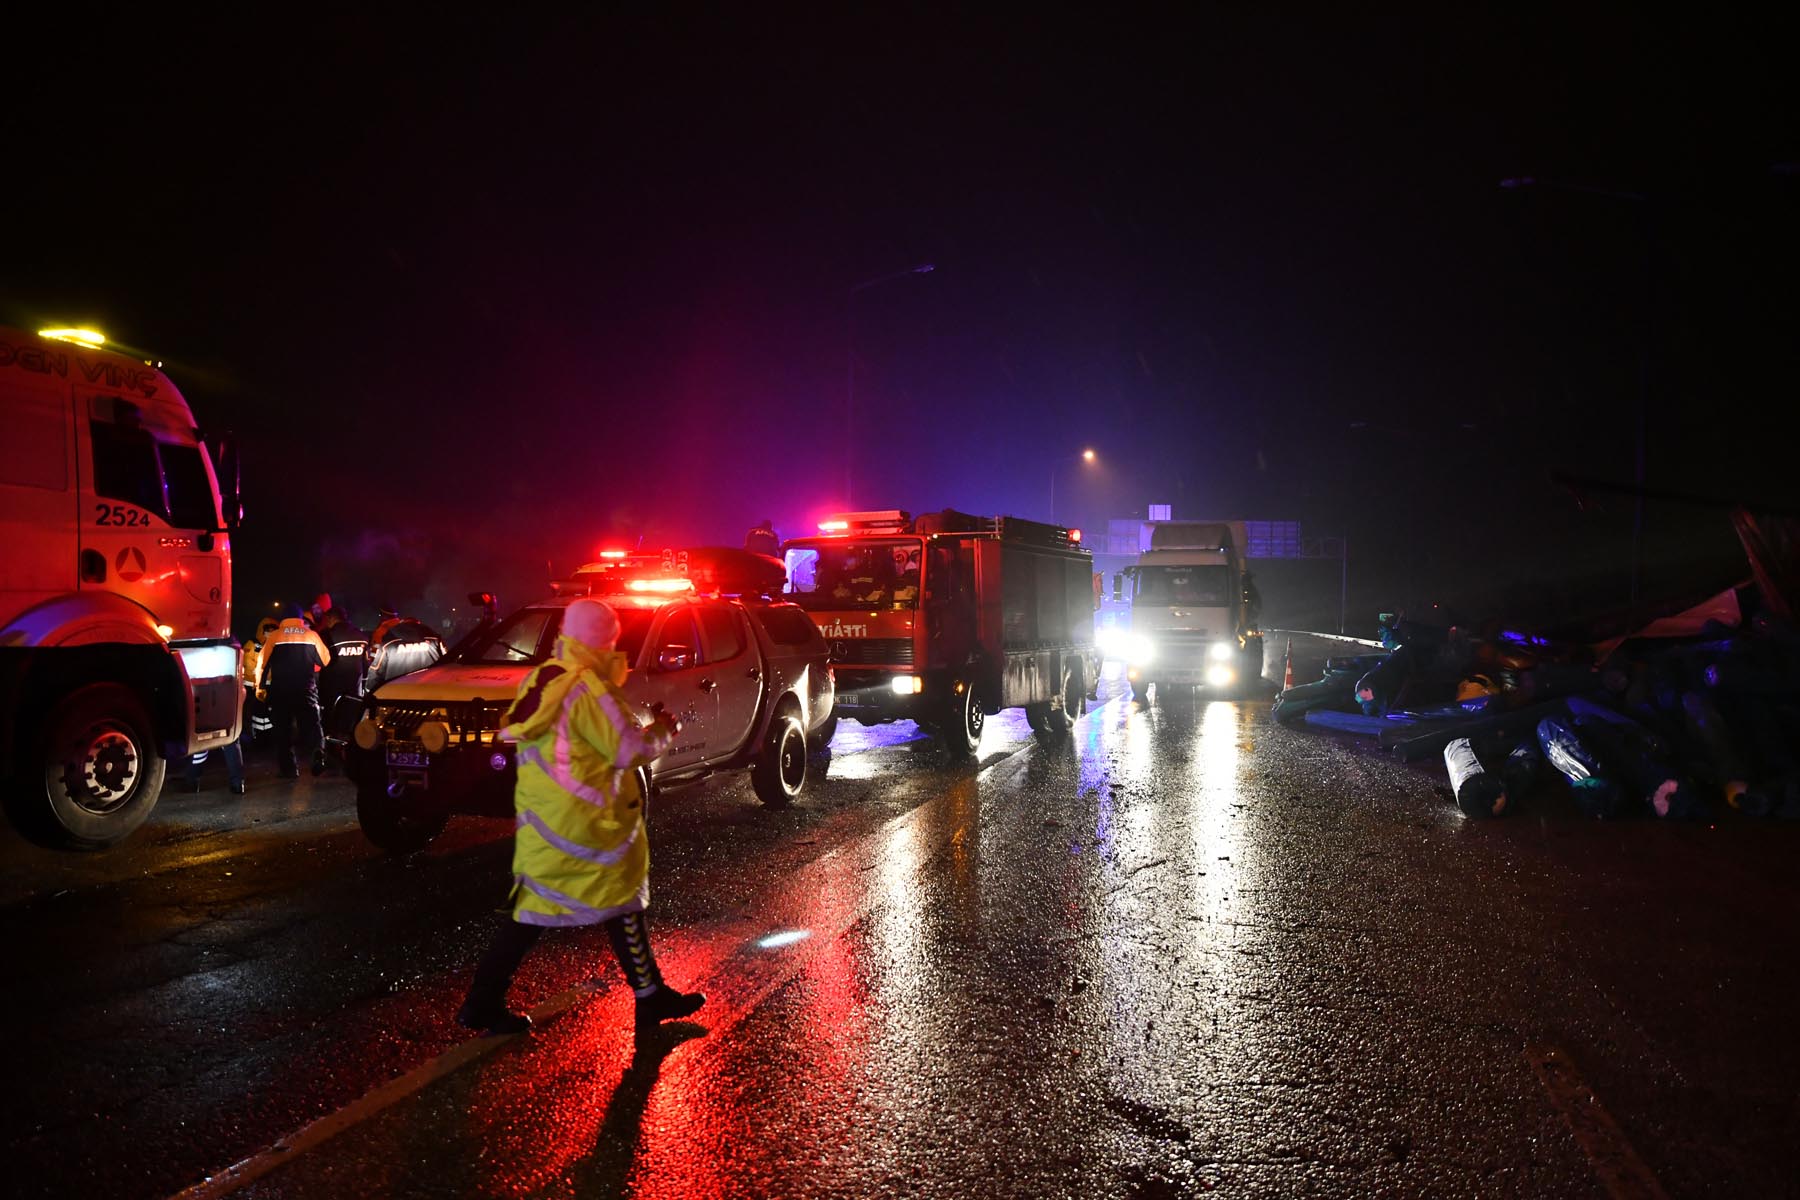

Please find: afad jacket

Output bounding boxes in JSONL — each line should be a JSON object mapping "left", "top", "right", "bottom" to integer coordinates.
{"left": 504, "top": 631, "right": 672, "bottom": 927}
{"left": 258, "top": 618, "right": 331, "bottom": 699}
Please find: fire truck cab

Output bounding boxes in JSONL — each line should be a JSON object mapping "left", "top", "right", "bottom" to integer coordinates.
{"left": 1, "top": 327, "right": 242, "bottom": 849}
{"left": 782, "top": 509, "right": 1099, "bottom": 757}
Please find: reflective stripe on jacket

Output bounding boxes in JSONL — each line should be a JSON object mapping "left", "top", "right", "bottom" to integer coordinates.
{"left": 506, "top": 634, "right": 671, "bottom": 927}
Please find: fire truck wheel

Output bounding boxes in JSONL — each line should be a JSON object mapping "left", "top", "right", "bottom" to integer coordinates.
{"left": 356, "top": 777, "right": 449, "bottom": 854}
{"left": 940, "top": 684, "right": 984, "bottom": 759}
{"left": 807, "top": 714, "right": 838, "bottom": 756}
{"left": 32, "top": 685, "right": 164, "bottom": 850}
{"left": 752, "top": 711, "right": 808, "bottom": 808}
{"left": 1130, "top": 680, "right": 1150, "bottom": 704}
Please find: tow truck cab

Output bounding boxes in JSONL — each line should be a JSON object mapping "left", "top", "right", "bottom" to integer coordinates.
{"left": 781, "top": 509, "right": 1098, "bottom": 757}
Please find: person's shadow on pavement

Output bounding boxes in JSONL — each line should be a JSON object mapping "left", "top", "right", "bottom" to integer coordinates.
{"left": 571, "top": 1022, "right": 707, "bottom": 1194}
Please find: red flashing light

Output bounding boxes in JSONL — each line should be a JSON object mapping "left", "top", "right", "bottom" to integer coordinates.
{"left": 598, "top": 549, "right": 628, "bottom": 560}
{"left": 817, "top": 520, "right": 849, "bottom": 533}
{"left": 1069, "top": 528, "right": 1082, "bottom": 543}
{"left": 626, "top": 577, "right": 696, "bottom": 594}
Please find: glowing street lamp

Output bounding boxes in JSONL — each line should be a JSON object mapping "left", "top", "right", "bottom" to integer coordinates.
{"left": 1050, "top": 448, "right": 1097, "bottom": 525}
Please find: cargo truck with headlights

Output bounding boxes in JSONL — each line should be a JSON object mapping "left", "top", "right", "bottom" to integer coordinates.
{"left": 781, "top": 509, "right": 1099, "bottom": 757}
{"left": 1105, "top": 519, "right": 1263, "bottom": 702}
{"left": 1, "top": 327, "right": 244, "bottom": 848}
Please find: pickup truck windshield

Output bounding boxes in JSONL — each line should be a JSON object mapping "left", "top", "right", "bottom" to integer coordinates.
{"left": 1135, "top": 565, "right": 1233, "bottom": 607}
{"left": 458, "top": 606, "right": 655, "bottom": 665}
{"left": 783, "top": 540, "right": 921, "bottom": 611}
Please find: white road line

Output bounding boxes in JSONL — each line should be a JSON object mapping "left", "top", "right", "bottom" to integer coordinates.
{"left": 1525, "top": 1043, "right": 1670, "bottom": 1200}
{"left": 167, "top": 729, "right": 1051, "bottom": 1200}
{"left": 170, "top": 982, "right": 597, "bottom": 1200}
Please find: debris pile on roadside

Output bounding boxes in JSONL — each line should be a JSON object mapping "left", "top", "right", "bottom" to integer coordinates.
{"left": 1273, "top": 589, "right": 1800, "bottom": 822}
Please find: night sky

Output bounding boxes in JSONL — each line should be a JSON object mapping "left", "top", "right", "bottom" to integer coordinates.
{"left": 9, "top": 12, "right": 1797, "bottom": 636}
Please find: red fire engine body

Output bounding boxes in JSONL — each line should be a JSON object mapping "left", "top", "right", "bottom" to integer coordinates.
{"left": 781, "top": 510, "right": 1099, "bottom": 756}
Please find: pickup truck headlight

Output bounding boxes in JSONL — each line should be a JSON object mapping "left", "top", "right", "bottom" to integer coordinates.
{"left": 1206, "top": 664, "right": 1236, "bottom": 687}
{"left": 418, "top": 721, "right": 452, "bottom": 754}
{"left": 1209, "top": 641, "right": 1234, "bottom": 662}
{"left": 1125, "top": 634, "right": 1155, "bottom": 665}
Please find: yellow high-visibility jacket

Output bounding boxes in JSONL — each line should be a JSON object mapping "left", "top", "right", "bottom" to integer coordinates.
{"left": 504, "top": 634, "right": 671, "bottom": 927}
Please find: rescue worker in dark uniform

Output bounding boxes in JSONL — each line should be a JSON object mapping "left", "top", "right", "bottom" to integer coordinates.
{"left": 743, "top": 518, "right": 780, "bottom": 558}
{"left": 259, "top": 608, "right": 332, "bottom": 778}
{"left": 317, "top": 606, "right": 369, "bottom": 743}
{"left": 366, "top": 610, "right": 447, "bottom": 692}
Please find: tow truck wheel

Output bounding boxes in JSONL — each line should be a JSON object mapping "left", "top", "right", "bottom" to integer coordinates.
{"left": 30, "top": 685, "right": 164, "bottom": 850}
{"left": 356, "top": 776, "right": 448, "bottom": 854}
{"left": 940, "top": 684, "right": 984, "bottom": 759}
{"left": 752, "top": 711, "right": 808, "bottom": 808}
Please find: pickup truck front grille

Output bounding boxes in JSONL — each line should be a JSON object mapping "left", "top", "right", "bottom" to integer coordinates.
{"left": 826, "top": 638, "right": 914, "bottom": 666}
{"left": 377, "top": 699, "right": 511, "bottom": 744}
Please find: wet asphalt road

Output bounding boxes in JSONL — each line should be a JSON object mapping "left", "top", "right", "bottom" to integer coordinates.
{"left": 3, "top": 633, "right": 1797, "bottom": 1199}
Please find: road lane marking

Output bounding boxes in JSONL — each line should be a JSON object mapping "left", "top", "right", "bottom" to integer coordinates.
{"left": 169, "top": 981, "right": 601, "bottom": 1200}
{"left": 166, "top": 717, "right": 1065, "bottom": 1199}
{"left": 1525, "top": 1043, "right": 1669, "bottom": 1200}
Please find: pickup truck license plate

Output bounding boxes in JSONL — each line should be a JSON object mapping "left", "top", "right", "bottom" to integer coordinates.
{"left": 386, "top": 747, "right": 429, "bottom": 768}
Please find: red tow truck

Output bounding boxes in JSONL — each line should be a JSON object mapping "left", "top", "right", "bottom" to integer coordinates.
{"left": 780, "top": 509, "right": 1100, "bottom": 756}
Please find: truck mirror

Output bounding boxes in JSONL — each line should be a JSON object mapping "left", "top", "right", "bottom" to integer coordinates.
{"left": 214, "top": 435, "right": 243, "bottom": 529}
{"left": 1111, "top": 574, "right": 1123, "bottom": 602}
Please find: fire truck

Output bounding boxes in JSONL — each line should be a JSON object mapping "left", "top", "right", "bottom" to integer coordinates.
{"left": 0, "top": 327, "right": 243, "bottom": 848}
{"left": 781, "top": 510, "right": 1100, "bottom": 756}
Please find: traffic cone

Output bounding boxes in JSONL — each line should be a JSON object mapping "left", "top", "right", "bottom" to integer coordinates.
{"left": 1282, "top": 638, "right": 1295, "bottom": 691}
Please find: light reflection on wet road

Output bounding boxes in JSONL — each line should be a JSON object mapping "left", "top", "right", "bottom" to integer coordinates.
{"left": 230, "top": 678, "right": 1606, "bottom": 1199}
{"left": 6, "top": 639, "right": 1798, "bottom": 1198}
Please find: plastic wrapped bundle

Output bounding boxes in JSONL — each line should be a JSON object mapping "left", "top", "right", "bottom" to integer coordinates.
{"left": 1355, "top": 645, "right": 1417, "bottom": 717}
{"left": 1679, "top": 691, "right": 1756, "bottom": 810}
{"left": 1566, "top": 697, "right": 1705, "bottom": 820}
{"left": 1271, "top": 674, "right": 1360, "bottom": 727}
{"left": 1500, "top": 738, "right": 1544, "bottom": 807}
{"left": 1537, "top": 715, "right": 1626, "bottom": 818}
{"left": 1445, "top": 737, "right": 1507, "bottom": 818}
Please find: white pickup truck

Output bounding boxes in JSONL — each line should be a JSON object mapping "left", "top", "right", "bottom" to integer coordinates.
{"left": 344, "top": 560, "right": 835, "bottom": 853}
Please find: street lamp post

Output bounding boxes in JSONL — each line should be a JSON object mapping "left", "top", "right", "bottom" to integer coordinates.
{"left": 846, "top": 263, "right": 935, "bottom": 507}
{"left": 1500, "top": 175, "right": 1653, "bottom": 624}
{"left": 1049, "top": 448, "right": 1097, "bottom": 525}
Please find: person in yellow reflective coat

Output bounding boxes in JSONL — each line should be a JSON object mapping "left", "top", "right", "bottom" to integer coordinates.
{"left": 457, "top": 599, "right": 704, "bottom": 1038}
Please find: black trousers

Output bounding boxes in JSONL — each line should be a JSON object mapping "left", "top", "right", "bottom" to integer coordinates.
{"left": 268, "top": 690, "right": 322, "bottom": 772}
{"left": 465, "top": 911, "right": 664, "bottom": 1015}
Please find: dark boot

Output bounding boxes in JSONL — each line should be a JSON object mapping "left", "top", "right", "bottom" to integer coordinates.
{"left": 604, "top": 911, "right": 705, "bottom": 1034}
{"left": 634, "top": 985, "right": 706, "bottom": 1034}
{"left": 459, "top": 919, "right": 542, "bottom": 1037}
